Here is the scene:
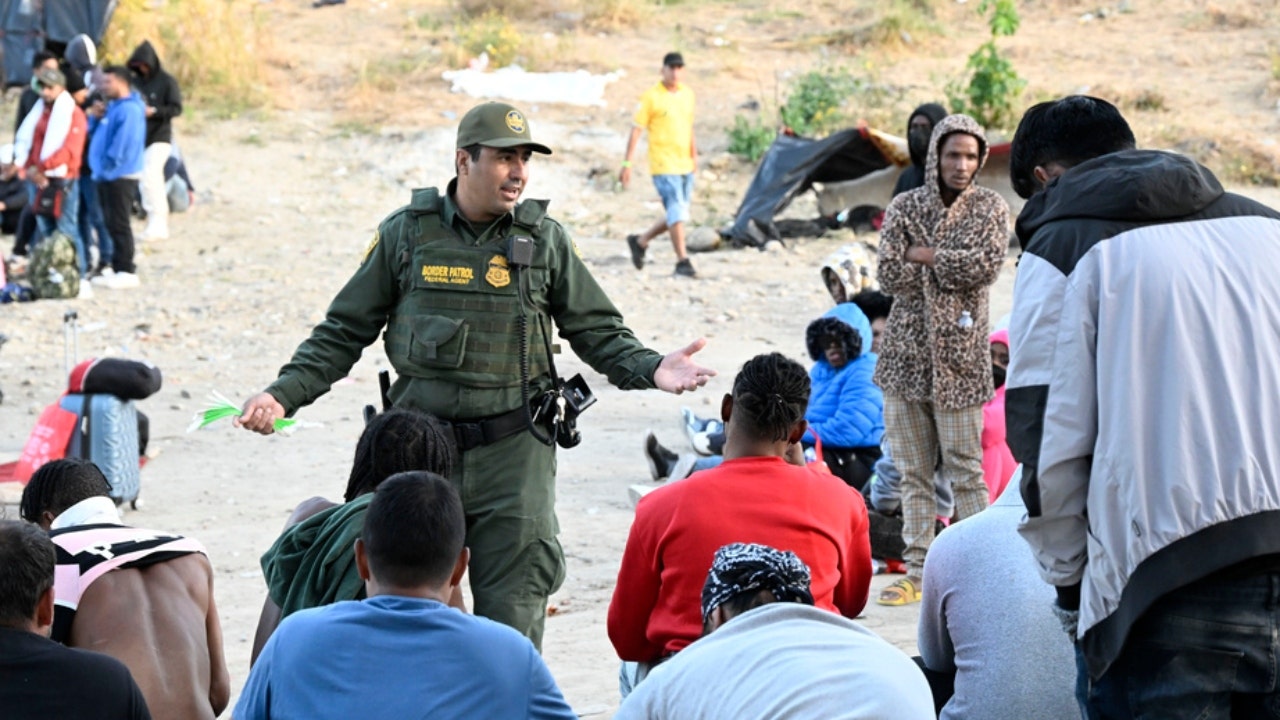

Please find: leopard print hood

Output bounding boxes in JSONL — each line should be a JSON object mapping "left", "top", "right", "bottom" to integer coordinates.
{"left": 922, "top": 113, "right": 990, "bottom": 205}
{"left": 873, "top": 114, "right": 1011, "bottom": 410}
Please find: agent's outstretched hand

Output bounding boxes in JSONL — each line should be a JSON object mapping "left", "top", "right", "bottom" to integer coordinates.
{"left": 654, "top": 338, "right": 716, "bottom": 394}
{"left": 235, "top": 392, "right": 286, "bottom": 435}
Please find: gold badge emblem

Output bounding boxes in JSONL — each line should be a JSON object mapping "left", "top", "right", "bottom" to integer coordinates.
{"left": 485, "top": 255, "right": 511, "bottom": 288}
{"left": 505, "top": 110, "right": 526, "bottom": 134}
{"left": 362, "top": 230, "right": 380, "bottom": 263}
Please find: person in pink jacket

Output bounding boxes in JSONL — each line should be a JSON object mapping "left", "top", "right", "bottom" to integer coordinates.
{"left": 982, "top": 329, "right": 1016, "bottom": 503}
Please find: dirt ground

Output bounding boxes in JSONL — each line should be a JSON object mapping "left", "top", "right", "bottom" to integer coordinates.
{"left": 2, "top": 0, "right": 1279, "bottom": 716}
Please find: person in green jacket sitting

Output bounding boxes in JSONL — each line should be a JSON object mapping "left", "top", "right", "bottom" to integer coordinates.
{"left": 250, "top": 408, "right": 457, "bottom": 664}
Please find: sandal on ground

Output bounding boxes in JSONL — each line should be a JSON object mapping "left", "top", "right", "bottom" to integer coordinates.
{"left": 876, "top": 577, "right": 922, "bottom": 606}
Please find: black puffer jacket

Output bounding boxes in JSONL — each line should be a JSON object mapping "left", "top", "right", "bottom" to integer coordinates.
{"left": 127, "top": 41, "right": 182, "bottom": 146}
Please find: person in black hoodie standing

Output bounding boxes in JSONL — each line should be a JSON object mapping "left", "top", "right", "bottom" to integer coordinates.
{"left": 127, "top": 41, "right": 181, "bottom": 242}
{"left": 891, "top": 103, "right": 948, "bottom": 198}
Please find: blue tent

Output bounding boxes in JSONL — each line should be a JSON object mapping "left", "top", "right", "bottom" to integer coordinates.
{"left": 1, "top": 0, "right": 118, "bottom": 86}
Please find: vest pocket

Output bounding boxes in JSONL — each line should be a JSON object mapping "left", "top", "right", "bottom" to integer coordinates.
{"left": 408, "top": 315, "right": 468, "bottom": 369}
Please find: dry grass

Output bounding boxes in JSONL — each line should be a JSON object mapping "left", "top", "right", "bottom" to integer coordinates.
{"left": 852, "top": 0, "right": 943, "bottom": 50}
{"left": 453, "top": 0, "right": 658, "bottom": 25}
{"left": 345, "top": 49, "right": 442, "bottom": 118}
{"left": 1168, "top": 135, "right": 1280, "bottom": 187}
{"left": 102, "top": 0, "right": 270, "bottom": 118}
{"left": 783, "top": 0, "right": 941, "bottom": 56}
{"left": 235, "top": 0, "right": 1280, "bottom": 190}
{"left": 1184, "top": 3, "right": 1263, "bottom": 31}
{"left": 1087, "top": 84, "right": 1169, "bottom": 114}
{"left": 581, "top": 0, "right": 654, "bottom": 29}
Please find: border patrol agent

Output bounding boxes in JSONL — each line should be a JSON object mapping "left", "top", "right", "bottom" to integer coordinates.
{"left": 238, "top": 102, "right": 716, "bottom": 650}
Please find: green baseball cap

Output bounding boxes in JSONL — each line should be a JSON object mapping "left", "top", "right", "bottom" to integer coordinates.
{"left": 456, "top": 102, "right": 552, "bottom": 155}
{"left": 33, "top": 66, "right": 65, "bottom": 88}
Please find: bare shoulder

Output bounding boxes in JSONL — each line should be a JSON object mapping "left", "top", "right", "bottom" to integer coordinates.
{"left": 87, "top": 553, "right": 214, "bottom": 604}
{"left": 287, "top": 496, "right": 339, "bottom": 527}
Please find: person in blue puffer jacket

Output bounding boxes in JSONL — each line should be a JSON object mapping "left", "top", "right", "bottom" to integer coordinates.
{"left": 801, "top": 303, "right": 884, "bottom": 489}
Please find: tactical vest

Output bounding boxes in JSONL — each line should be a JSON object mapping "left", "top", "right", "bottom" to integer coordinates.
{"left": 383, "top": 188, "right": 553, "bottom": 389}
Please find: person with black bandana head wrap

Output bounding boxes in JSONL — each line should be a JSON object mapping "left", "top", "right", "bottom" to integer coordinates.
{"left": 892, "top": 103, "right": 949, "bottom": 198}
{"left": 614, "top": 543, "right": 933, "bottom": 720}
{"left": 698, "top": 543, "right": 814, "bottom": 629}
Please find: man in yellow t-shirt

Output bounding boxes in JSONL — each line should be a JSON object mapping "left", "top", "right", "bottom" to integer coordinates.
{"left": 620, "top": 52, "right": 698, "bottom": 278}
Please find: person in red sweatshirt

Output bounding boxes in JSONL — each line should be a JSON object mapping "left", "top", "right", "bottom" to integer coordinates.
{"left": 608, "top": 352, "right": 872, "bottom": 697}
{"left": 13, "top": 66, "right": 88, "bottom": 276}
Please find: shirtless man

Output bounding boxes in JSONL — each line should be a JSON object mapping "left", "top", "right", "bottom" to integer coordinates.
{"left": 20, "top": 458, "right": 230, "bottom": 719}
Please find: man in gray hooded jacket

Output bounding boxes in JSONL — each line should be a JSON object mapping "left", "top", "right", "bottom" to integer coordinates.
{"left": 1008, "top": 95, "right": 1280, "bottom": 718}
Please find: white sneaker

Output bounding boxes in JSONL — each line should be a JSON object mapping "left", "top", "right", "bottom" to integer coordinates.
{"left": 100, "top": 272, "right": 140, "bottom": 289}
{"left": 669, "top": 453, "right": 699, "bottom": 482}
{"left": 90, "top": 268, "right": 116, "bottom": 286}
{"left": 76, "top": 282, "right": 94, "bottom": 299}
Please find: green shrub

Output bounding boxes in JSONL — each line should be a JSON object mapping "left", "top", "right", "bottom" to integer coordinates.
{"left": 780, "top": 68, "right": 859, "bottom": 138}
{"left": 727, "top": 114, "right": 775, "bottom": 162}
{"left": 457, "top": 10, "right": 523, "bottom": 68}
{"left": 946, "top": 0, "right": 1025, "bottom": 132}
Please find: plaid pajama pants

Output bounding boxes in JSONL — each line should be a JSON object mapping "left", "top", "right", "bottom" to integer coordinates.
{"left": 883, "top": 395, "right": 988, "bottom": 580}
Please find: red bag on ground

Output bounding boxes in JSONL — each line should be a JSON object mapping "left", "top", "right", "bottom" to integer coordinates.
{"left": 13, "top": 401, "right": 79, "bottom": 483}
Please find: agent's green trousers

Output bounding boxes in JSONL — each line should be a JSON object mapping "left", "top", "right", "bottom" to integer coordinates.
{"left": 452, "top": 428, "right": 566, "bottom": 651}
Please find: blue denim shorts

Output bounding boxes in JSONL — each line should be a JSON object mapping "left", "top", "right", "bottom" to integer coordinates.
{"left": 652, "top": 173, "right": 694, "bottom": 226}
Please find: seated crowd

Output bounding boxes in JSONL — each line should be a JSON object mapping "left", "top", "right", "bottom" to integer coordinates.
{"left": 1, "top": 350, "right": 1063, "bottom": 720}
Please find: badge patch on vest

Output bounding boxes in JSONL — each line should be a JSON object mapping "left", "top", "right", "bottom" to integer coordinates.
{"left": 362, "top": 230, "right": 380, "bottom": 264}
{"left": 422, "top": 264, "right": 476, "bottom": 285}
{"left": 485, "top": 255, "right": 511, "bottom": 288}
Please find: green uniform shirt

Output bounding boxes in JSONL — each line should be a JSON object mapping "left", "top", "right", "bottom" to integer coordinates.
{"left": 266, "top": 182, "right": 662, "bottom": 420}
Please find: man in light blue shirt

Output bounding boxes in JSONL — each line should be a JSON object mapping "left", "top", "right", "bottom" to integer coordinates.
{"left": 234, "top": 471, "right": 577, "bottom": 720}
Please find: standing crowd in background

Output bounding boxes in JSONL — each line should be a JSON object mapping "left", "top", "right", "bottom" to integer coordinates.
{"left": 2, "top": 37, "right": 185, "bottom": 298}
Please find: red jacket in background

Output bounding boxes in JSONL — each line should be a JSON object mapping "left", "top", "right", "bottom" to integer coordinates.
{"left": 26, "top": 98, "right": 87, "bottom": 179}
{"left": 608, "top": 455, "right": 872, "bottom": 662}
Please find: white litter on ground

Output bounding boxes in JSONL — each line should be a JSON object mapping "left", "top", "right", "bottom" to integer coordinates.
{"left": 442, "top": 60, "right": 624, "bottom": 107}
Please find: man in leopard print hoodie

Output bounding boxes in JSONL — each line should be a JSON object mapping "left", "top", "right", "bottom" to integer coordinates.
{"left": 872, "top": 114, "right": 1010, "bottom": 605}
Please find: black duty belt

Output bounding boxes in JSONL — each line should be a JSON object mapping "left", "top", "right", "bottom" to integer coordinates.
{"left": 445, "top": 405, "right": 530, "bottom": 453}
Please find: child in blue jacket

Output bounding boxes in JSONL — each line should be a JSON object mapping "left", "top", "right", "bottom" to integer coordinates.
{"left": 801, "top": 303, "right": 884, "bottom": 489}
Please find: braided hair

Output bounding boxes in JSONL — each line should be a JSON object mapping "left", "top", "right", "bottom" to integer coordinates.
{"left": 343, "top": 409, "right": 458, "bottom": 502}
{"left": 19, "top": 458, "right": 112, "bottom": 524}
{"left": 731, "top": 353, "right": 810, "bottom": 443}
